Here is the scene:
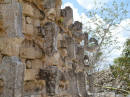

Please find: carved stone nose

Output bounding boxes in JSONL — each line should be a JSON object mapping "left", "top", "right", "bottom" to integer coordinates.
{"left": 39, "top": 66, "right": 59, "bottom": 96}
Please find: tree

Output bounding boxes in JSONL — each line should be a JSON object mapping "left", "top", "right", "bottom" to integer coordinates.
{"left": 82, "top": 0, "right": 129, "bottom": 94}
{"left": 83, "top": 0, "right": 129, "bottom": 71}
{"left": 110, "top": 39, "right": 130, "bottom": 95}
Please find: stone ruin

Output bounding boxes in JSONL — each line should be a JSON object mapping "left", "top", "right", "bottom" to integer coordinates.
{"left": 0, "top": 0, "right": 99, "bottom": 97}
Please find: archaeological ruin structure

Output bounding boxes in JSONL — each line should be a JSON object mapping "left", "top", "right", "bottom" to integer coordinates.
{"left": 0, "top": 0, "right": 101, "bottom": 97}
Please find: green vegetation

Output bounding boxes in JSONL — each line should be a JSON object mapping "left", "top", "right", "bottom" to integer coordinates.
{"left": 110, "top": 39, "right": 130, "bottom": 94}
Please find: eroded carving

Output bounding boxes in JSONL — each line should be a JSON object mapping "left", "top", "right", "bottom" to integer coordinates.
{"left": 61, "top": 6, "right": 73, "bottom": 26}
{"left": 84, "top": 33, "right": 99, "bottom": 52}
{"left": 42, "top": 22, "right": 59, "bottom": 56}
{"left": 39, "top": 66, "right": 59, "bottom": 96}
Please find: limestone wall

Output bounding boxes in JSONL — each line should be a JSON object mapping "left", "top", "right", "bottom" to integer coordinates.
{"left": 0, "top": 0, "right": 99, "bottom": 97}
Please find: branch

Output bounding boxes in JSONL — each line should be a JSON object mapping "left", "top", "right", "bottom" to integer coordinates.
{"left": 94, "top": 84, "right": 130, "bottom": 94}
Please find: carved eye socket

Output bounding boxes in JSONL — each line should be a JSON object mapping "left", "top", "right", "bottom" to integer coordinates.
{"left": 89, "top": 38, "right": 98, "bottom": 44}
{"left": 84, "top": 55, "right": 89, "bottom": 65}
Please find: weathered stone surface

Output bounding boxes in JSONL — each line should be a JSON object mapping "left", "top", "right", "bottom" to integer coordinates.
{"left": 0, "top": 56, "right": 24, "bottom": 97}
{"left": 45, "top": 52, "right": 63, "bottom": 66}
{"left": 61, "top": 6, "right": 73, "bottom": 26}
{"left": 23, "top": 24, "right": 34, "bottom": 35}
{"left": 77, "top": 72, "right": 88, "bottom": 97}
{"left": 76, "top": 45, "right": 84, "bottom": 66}
{"left": 84, "top": 33, "right": 99, "bottom": 52}
{"left": 31, "top": 59, "right": 43, "bottom": 69}
{"left": 69, "top": 21, "right": 82, "bottom": 32}
{"left": 0, "top": 3, "right": 23, "bottom": 37}
{"left": 20, "top": 40, "right": 42, "bottom": 59}
{"left": 0, "top": 54, "right": 2, "bottom": 64}
{"left": 0, "top": 38, "right": 24, "bottom": 56}
{"left": 0, "top": 0, "right": 11, "bottom": 3}
{"left": 59, "top": 48, "right": 67, "bottom": 57}
{"left": 34, "top": 19, "right": 40, "bottom": 27}
{"left": 42, "top": 0, "right": 61, "bottom": 9}
{"left": 24, "top": 80, "right": 45, "bottom": 93}
{"left": 66, "top": 36, "right": 75, "bottom": 59}
{"left": 65, "top": 70, "right": 79, "bottom": 97}
{"left": 39, "top": 66, "right": 60, "bottom": 96}
{"left": 26, "top": 17, "right": 32, "bottom": 24}
{"left": 24, "top": 69, "right": 38, "bottom": 81}
{"left": 26, "top": 60, "right": 32, "bottom": 69}
{"left": 0, "top": 1, "right": 102, "bottom": 97}
{"left": 23, "top": 3, "right": 34, "bottom": 16}
{"left": 45, "top": 8, "right": 56, "bottom": 21}
{"left": 42, "top": 22, "right": 59, "bottom": 56}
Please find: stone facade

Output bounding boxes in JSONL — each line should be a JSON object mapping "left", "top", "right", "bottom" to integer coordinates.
{"left": 0, "top": 0, "right": 99, "bottom": 97}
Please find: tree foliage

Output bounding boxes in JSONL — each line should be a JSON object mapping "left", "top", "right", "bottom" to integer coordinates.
{"left": 110, "top": 39, "right": 130, "bottom": 94}
{"left": 84, "top": 0, "right": 128, "bottom": 70}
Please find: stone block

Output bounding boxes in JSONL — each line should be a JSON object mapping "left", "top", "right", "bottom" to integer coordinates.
{"left": 31, "top": 95, "right": 42, "bottom": 97}
{"left": 69, "top": 21, "right": 82, "bottom": 32}
{"left": 34, "top": 19, "right": 40, "bottom": 27}
{"left": 20, "top": 40, "right": 42, "bottom": 59}
{"left": 59, "top": 48, "right": 67, "bottom": 57}
{"left": 20, "top": 47, "right": 42, "bottom": 59}
{"left": 0, "top": 3, "right": 23, "bottom": 37}
{"left": 66, "top": 37, "right": 75, "bottom": 59}
{"left": 23, "top": 3, "right": 34, "bottom": 16}
{"left": 61, "top": 6, "right": 73, "bottom": 26}
{"left": 45, "top": 8, "right": 56, "bottom": 21}
{"left": 42, "top": 0, "right": 61, "bottom": 9}
{"left": 45, "top": 52, "right": 63, "bottom": 66}
{"left": 24, "top": 69, "right": 38, "bottom": 81}
{"left": 43, "top": 22, "right": 59, "bottom": 56}
{"left": 0, "top": 38, "right": 24, "bottom": 56}
{"left": 0, "top": 56, "right": 24, "bottom": 97}
{"left": 60, "top": 40, "right": 67, "bottom": 48}
{"left": 24, "top": 80, "right": 45, "bottom": 92}
{"left": 31, "top": 59, "right": 43, "bottom": 69}
{"left": 57, "top": 33, "right": 64, "bottom": 41}
{"left": 23, "top": 24, "right": 34, "bottom": 35}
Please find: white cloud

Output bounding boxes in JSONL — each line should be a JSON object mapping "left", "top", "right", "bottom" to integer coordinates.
{"left": 62, "top": 2, "right": 130, "bottom": 67}
{"left": 107, "top": 19, "right": 130, "bottom": 64}
{"left": 77, "top": 0, "right": 110, "bottom": 10}
{"left": 62, "top": 2, "right": 105, "bottom": 32}
{"left": 111, "top": 19, "right": 130, "bottom": 45}
{"left": 61, "top": 2, "right": 81, "bottom": 22}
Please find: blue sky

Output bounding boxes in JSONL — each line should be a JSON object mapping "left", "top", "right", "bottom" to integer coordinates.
{"left": 62, "top": 0, "right": 130, "bottom": 17}
{"left": 62, "top": 0, "right": 130, "bottom": 68}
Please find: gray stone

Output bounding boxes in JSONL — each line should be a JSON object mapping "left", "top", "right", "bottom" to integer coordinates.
{"left": 43, "top": 0, "right": 58, "bottom": 9}
{"left": 0, "top": 56, "right": 24, "bottom": 97}
{"left": 39, "top": 66, "right": 60, "bottom": 96}
{"left": 84, "top": 33, "right": 98, "bottom": 52}
{"left": 20, "top": 40, "right": 42, "bottom": 59}
{"left": 69, "top": 21, "right": 82, "bottom": 32}
{"left": 42, "top": 22, "right": 60, "bottom": 56}
{"left": 66, "top": 36, "right": 75, "bottom": 59}
{"left": 0, "top": 3, "right": 23, "bottom": 37}
{"left": 61, "top": 6, "right": 73, "bottom": 26}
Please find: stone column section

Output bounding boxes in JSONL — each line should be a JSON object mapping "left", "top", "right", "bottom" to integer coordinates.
{"left": 0, "top": 56, "right": 24, "bottom": 97}
{"left": 0, "top": 2, "right": 23, "bottom": 37}
{"left": 0, "top": 1, "right": 24, "bottom": 97}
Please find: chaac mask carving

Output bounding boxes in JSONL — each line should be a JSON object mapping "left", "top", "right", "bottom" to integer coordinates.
{"left": 41, "top": 22, "right": 60, "bottom": 56}
{"left": 39, "top": 66, "right": 60, "bottom": 96}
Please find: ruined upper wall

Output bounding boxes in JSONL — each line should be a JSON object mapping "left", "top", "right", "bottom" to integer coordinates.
{"left": 0, "top": 0, "right": 99, "bottom": 97}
